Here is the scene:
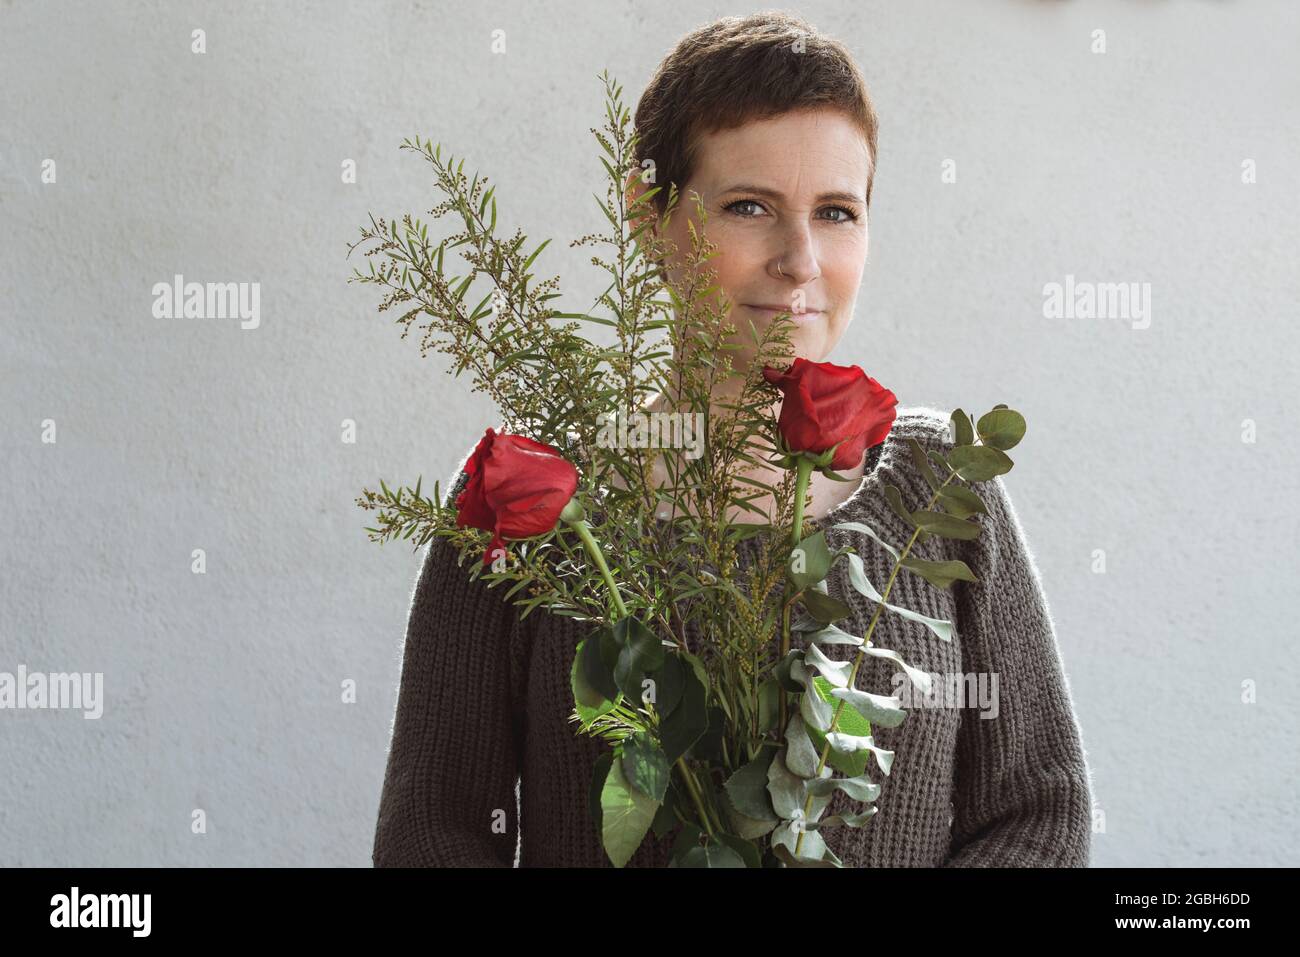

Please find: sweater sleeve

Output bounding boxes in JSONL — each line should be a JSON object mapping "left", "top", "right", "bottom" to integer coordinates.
{"left": 942, "top": 475, "right": 1093, "bottom": 867}
{"left": 371, "top": 469, "right": 528, "bottom": 867}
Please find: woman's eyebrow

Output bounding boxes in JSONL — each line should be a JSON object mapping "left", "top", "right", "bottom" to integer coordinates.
{"left": 717, "top": 183, "right": 866, "bottom": 205}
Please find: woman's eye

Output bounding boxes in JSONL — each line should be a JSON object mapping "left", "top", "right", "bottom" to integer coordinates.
{"left": 724, "top": 199, "right": 764, "bottom": 217}
{"left": 724, "top": 199, "right": 860, "bottom": 223}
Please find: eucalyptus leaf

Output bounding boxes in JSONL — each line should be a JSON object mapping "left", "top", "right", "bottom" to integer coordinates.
{"left": 829, "top": 685, "right": 908, "bottom": 728}
{"left": 843, "top": 552, "right": 955, "bottom": 642}
{"left": 911, "top": 510, "right": 983, "bottom": 541}
{"left": 899, "top": 555, "right": 978, "bottom": 589}
{"left": 802, "top": 586, "right": 853, "bottom": 624}
{"left": 976, "top": 408, "right": 1026, "bottom": 450}
{"left": 806, "top": 622, "right": 863, "bottom": 646}
{"left": 830, "top": 520, "right": 901, "bottom": 562}
{"left": 806, "top": 772, "right": 881, "bottom": 803}
{"left": 783, "top": 713, "right": 825, "bottom": 779}
{"left": 861, "top": 643, "right": 935, "bottom": 695}
{"left": 770, "top": 821, "right": 841, "bottom": 868}
{"left": 947, "top": 444, "right": 1013, "bottom": 482}
{"left": 824, "top": 732, "right": 895, "bottom": 776}
{"left": 808, "top": 807, "right": 878, "bottom": 830}
{"left": 936, "top": 486, "right": 988, "bottom": 520}
{"left": 803, "top": 642, "right": 852, "bottom": 687}
{"left": 883, "top": 484, "right": 914, "bottom": 526}
{"left": 906, "top": 437, "right": 940, "bottom": 492}
{"left": 951, "top": 408, "right": 974, "bottom": 447}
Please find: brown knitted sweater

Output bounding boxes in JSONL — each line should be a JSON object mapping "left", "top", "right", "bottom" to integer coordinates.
{"left": 372, "top": 407, "right": 1093, "bottom": 867}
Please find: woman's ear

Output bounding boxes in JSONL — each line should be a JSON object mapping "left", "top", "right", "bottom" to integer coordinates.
{"left": 624, "top": 170, "right": 658, "bottom": 237}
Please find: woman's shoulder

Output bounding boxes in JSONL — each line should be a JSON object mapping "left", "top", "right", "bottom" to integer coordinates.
{"left": 888, "top": 405, "right": 957, "bottom": 450}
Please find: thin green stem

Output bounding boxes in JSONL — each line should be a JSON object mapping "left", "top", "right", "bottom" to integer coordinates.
{"left": 778, "top": 456, "right": 815, "bottom": 734}
{"left": 566, "top": 518, "right": 628, "bottom": 619}
{"left": 793, "top": 467, "right": 959, "bottom": 857}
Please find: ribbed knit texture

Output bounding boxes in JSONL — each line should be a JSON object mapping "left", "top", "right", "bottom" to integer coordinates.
{"left": 372, "top": 407, "right": 1093, "bottom": 867}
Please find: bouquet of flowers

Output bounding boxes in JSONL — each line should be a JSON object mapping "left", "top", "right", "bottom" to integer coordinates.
{"left": 351, "top": 72, "right": 1027, "bottom": 867}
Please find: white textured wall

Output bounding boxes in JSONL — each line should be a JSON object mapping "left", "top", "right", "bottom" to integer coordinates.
{"left": 2, "top": 0, "right": 1296, "bottom": 866}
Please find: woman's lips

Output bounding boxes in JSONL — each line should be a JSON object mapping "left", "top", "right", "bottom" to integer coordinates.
{"left": 743, "top": 304, "right": 825, "bottom": 324}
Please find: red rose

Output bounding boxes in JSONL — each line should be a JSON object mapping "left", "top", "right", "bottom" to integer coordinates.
{"left": 455, "top": 428, "right": 579, "bottom": 565}
{"left": 761, "top": 358, "right": 899, "bottom": 470}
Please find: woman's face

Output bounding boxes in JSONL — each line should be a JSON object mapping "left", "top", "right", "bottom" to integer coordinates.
{"left": 634, "top": 106, "right": 872, "bottom": 373}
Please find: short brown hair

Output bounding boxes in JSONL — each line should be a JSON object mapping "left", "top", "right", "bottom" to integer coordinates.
{"left": 632, "top": 12, "right": 879, "bottom": 219}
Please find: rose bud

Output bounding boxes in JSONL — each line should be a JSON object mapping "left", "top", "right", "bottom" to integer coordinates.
{"left": 455, "top": 427, "right": 580, "bottom": 565}
{"left": 761, "top": 358, "right": 899, "bottom": 471}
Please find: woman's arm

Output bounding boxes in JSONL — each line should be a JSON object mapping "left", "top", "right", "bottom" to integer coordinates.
{"left": 372, "top": 470, "right": 529, "bottom": 867}
{"left": 943, "top": 474, "right": 1093, "bottom": 867}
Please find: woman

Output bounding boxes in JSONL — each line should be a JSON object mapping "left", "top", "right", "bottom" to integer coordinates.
{"left": 372, "top": 12, "right": 1093, "bottom": 867}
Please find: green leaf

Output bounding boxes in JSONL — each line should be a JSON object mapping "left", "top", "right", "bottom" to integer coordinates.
{"left": 948, "top": 445, "right": 1014, "bottom": 482}
{"left": 804, "top": 676, "right": 873, "bottom": 777}
{"left": 770, "top": 820, "right": 841, "bottom": 868}
{"left": 757, "top": 677, "right": 782, "bottom": 733}
{"left": 621, "top": 731, "right": 670, "bottom": 802}
{"left": 911, "top": 510, "right": 983, "bottom": 541}
{"left": 882, "top": 484, "right": 914, "bottom": 526}
{"left": 976, "top": 408, "right": 1026, "bottom": 451}
{"left": 951, "top": 408, "right": 974, "bottom": 447}
{"left": 829, "top": 684, "right": 908, "bottom": 728}
{"left": 650, "top": 786, "right": 678, "bottom": 838}
{"left": 659, "top": 662, "right": 708, "bottom": 763}
{"left": 724, "top": 749, "right": 780, "bottom": 820}
{"left": 577, "top": 629, "right": 620, "bottom": 704}
{"left": 648, "top": 653, "right": 685, "bottom": 718}
{"left": 802, "top": 587, "right": 853, "bottom": 624}
{"left": 677, "top": 842, "right": 747, "bottom": 868}
{"left": 611, "top": 616, "right": 664, "bottom": 703}
{"left": 899, "top": 555, "right": 979, "bottom": 589}
{"left": 787, "top": 529, "right": 834, "bottom": 590}
{"left": 571, "top": 639, "right": 615, "bottom": 721}
{"left": 783, "top": 713, "right": 824, "bottom": 779}
{"left": 600, "top": 755, "right": 660, "bottom": 867}
{"left": 589, "top": 751, "right": 613, "bottom": 832}
{"left": 668, "top": 823, "right": 704, "bottom": 865}
{"left": 936, "top": 486, "right": 987, "bottom": 520}
{"left": 773, "top": 650, "right": 804, "bottom": 694}
{"left": 715, "top": 833, "right": 762, "bottom": 868}
{"left": 806, "top": 772, "right": 881, "bottom": 803}
{"left": 841, "top": 552, "right": 955, "bottom": 641}
{"left": 687, "top": 705, "right": 726, "bottom": 762}
{"left": 906, "top": 437, "right": 940, "bottom": 491}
